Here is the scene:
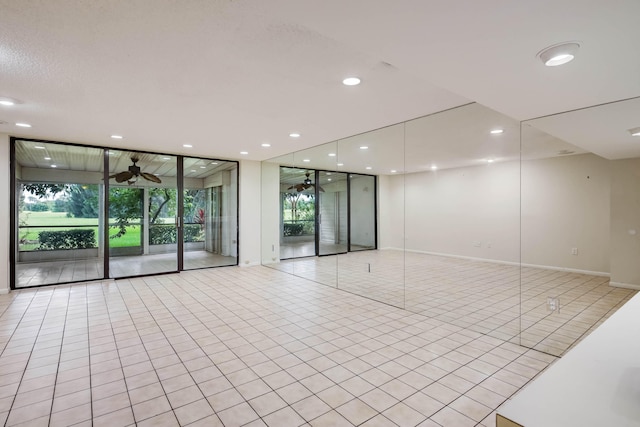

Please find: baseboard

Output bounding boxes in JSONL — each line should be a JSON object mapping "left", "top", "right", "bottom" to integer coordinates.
{"left": 520, "top": 262, "right": 609, "bottom": 277}
{"left": 392, "top": 248, "right": 610, "bottom": 277}
{"left": 609, "top": 281, "right": 640, "bottom": 290}
{"left": 0, "top": 288, "right": 9, "bottom": 295}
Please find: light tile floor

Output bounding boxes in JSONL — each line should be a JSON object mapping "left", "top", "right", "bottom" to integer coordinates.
{"left": 270, "top": 250, "right": 637, "bottom": 356}
{"left": 1, "top": 265, "right": 569, "bottom": 426}
{"left": 15, "top": 251, "right": 237, "bottom": 288}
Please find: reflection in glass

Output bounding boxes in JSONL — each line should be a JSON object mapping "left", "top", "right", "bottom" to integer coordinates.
{"left": 14, "top": 140, "right": 105, "bottom": 287}
{"left": 318, "top": 171, "right": 348, "bottom": 256}
{"left": 108, "top": 151, "right": 177, "bottom": 277}
{"left": 280, "top": 167, "right": 316, "bottom": 259}
{"left": 183, "top": 158, "right": 238, "bottom": 269}
{"left": 348, "top": 174, "right": 376, "bottom": 251}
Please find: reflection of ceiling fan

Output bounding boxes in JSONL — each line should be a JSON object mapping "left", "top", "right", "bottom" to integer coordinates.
{"left": 109, "top": 155, "right": 162, "bottom": 185}
{"left": 287, "top": 172, "right": 324, "bottom": 192}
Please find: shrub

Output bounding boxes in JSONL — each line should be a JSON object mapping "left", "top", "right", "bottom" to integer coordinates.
{"left": 149, "top": 224, "right": 204, "bottom": 245}
{"left": 283, "top": 223, "right": 304, "bottom": 236}
{"left": 184, "top": 224, "right": 204, "bottom": 243}
{"left": 27, "top": 202, "right": 49, "bottom": 212}
{"left": 38, "top": 229, "right": 96, "bottom": 250}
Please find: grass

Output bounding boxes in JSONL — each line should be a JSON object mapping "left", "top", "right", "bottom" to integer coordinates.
{"left": 19, "top": 211, "right": 146, "bottom": 251}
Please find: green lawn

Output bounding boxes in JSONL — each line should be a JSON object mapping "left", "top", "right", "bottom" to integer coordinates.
{"left": 19, "top": 211, "right": 144, "bottom": 251}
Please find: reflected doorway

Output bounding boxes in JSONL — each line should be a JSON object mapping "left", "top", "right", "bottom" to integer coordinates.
{"left": 279, "top": 167, "right": 376, "bottom": 260}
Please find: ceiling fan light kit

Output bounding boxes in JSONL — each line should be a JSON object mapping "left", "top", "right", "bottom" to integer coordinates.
{"left": 109, "top": 155, "right": 162, "bottom": 185}
{"left": 287, "top": 171, "right": 325, "bottom": 192}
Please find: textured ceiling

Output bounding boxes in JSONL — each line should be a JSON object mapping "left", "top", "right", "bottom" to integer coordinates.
{"left": 1, "top": 0, "right": 639, "bottom": 164}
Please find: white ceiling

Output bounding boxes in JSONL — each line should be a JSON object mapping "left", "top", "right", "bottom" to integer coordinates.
{"left": 1, "top": 0, "right": 639, "bottom": 163}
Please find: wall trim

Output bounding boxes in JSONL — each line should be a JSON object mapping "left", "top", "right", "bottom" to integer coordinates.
{"left": 609, "top": 281, "right": 640, "bottom": 290}
{"left": 381, "top": 247, "right": 610, "bottom": 277}
{"left": 0, "top": 288, "right": 9, "bottom": 295}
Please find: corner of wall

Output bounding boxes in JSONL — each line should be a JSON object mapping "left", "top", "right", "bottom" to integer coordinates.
{"left": 238, "top": 159, "right": 262, "bottom": 267}
{"left": 0, "top": 133, "right": 10, "bottom": 293}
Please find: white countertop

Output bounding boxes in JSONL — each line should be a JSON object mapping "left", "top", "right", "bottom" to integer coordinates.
{"left": 497, "top": 291, "right": 640, "bottom": 427}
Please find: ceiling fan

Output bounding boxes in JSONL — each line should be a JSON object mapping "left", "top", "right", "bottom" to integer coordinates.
{"left": 109, "top": 155, "right": 161, "bottom": 185}
{"left": 287, "top": 171, "right": 324, "bottom": 192}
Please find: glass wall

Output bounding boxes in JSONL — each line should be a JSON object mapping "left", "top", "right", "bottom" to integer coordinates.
{"left": 183, "top": 157, "right": 238, "bottom": 269}
{"left": 11, "top": 139, "right": 238, "bottom": 288}
{"left": 13, "top": 141, "right": 105, "bottom": 287}
{"left": 107, "top": 150, "right": 178, "bottom": 278}
{"left": 520, "top": 97, "right": 640, "bottom": 355}
{"left": 262, "top": 99, "right": 639, "bottom": 357}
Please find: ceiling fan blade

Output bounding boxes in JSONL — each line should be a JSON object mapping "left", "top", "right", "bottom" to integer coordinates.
{"left": 110, "top": 171, "right": 134, "bottom": 183}
{"left": 317, "top": 185, "right": 325, "bottom": 192}
{"left": 140, "top": 172, "right": 162, "bottom": 183}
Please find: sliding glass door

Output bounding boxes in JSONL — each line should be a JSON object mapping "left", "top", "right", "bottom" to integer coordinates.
{"left": 107, "top": 151, "right": 178, "bottom": 278}
{"left": 183, "top": 157, "right": 238, "bottom": 269}
{"left": 11, "top": 138, "right": 239, "bottom": 289}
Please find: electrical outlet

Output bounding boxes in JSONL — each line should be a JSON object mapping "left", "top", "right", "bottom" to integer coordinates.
{"left": 571, "top": 247, "right": 578, "bottom": 255}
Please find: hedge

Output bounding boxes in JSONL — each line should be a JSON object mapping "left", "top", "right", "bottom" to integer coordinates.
{"left": 283, "top": 223, "right": 304, "bottom": 236}
{"left": 38, "top": 229, "right": 96, "bottom": 250}
{"left": 149, "top": 224, "right": 203, "bottom": 244}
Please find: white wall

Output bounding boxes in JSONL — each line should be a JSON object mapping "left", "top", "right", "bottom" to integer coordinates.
{"left": 610, "top": 158, "right": 640, "bottom": 288}
{"left": 350, "top": 175, "right": 376, "bottom": 247}
{"left": 260, "top": 162, "right": 280, "bottom": 264}
{"left": 383, "top": 153, "right": 610, "bottom": 274}
{"left": 522, "top": 153, "right": 610, "bottom": 274}
{"left": 0, "top": 134, "right": 10, "bottom": 294}
{"left": 402, "top": 160, "right": 520, "bottom": 263}
{"left": 378, "top": 174, "right": 404, "bottom": 250}
{"left": 239, "top": 159, "right": 261, "bottom": 266}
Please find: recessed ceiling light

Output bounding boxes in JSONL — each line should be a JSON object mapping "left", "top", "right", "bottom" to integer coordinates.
{"left": 537, "top": 42, "right": 580, "bottom": 66}
{"left": 326, "top": 172, "right": 332, "bottom": 175}
{"left": 200, "top": 166, "right": 206, "bottom": 169}
{"left": 162, "top": 157, "right": 171, "bottom": 160}
{"left": 191, "top": 169, "right": 196, "bottom": 172}
{"left": 628, "top": 127, "right": 640, "bottom": 137}
{"left": 490, "top": 129, "right": 504, "bottom": 134}
{"left": 211, "top": 162, "right": 218, "bottom": 165}
{"left": 51, "top": 164, "right": 57, "bottom": 168}
{"left": 303, "top": 159, "right": 310, "bottom": 162}
{"left": 261, "top": 143, "right": 271, "bottom": 147}
{"left": 289, "top": 133, "right": 301, "bottom": 138}
{"left": 343, "top": 77, "right": 361, "bottom": 86}
{"left": 111, "top": 135, "right": 123, "bottom": 139}
{"left": 391, "top": 170, "right": 397, "bottom": 173}
{"left": 487, "top": 159, "right": 495, "bottom": 163}
{"left": 44, "top": 157, "right": 51, "bottom": 160}
{"left": 183, "top": 144, "right": 193, "bottom": 148}
{"left": 328, "top": 153, "right": 336, "bottom": 157}
{"left": 16, "top": 123, "right": 31, "bottom": 128}
{"left": 34, "top": 146, "right": 45, "bottom": 149}
{"left": 240, "top": 151, "right": 248, "bottom": 155}
{"left": 365, "top": 166, "right": 372, "bottom": 170}
{"left": 327, "top": 178, "right": 332, "bottom": 182}
{"left": 431, "top": 165, "right": 438, "bottom": 170}
{"left": 337, "top": 163, "right": 344, "bottom": 166}
{"left": 360, "top": 146, "right": 368, "bottom": 150}
{"left": 0, "top": 98, "right": 16, "bottom": 106}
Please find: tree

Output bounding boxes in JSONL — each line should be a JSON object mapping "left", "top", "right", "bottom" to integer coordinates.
{"left": 109, "top": 187, "right": 143, "bottom": 238}
{"left": 67, "top": 185, "right": 99, "bottom": 218}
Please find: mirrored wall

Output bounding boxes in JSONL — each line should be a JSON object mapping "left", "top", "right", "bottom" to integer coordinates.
{"left": 12, "top": 139, "right": 238, "bottom": 288}
{"left": 262, "top": 100, "right": 639, "bottom": 356}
